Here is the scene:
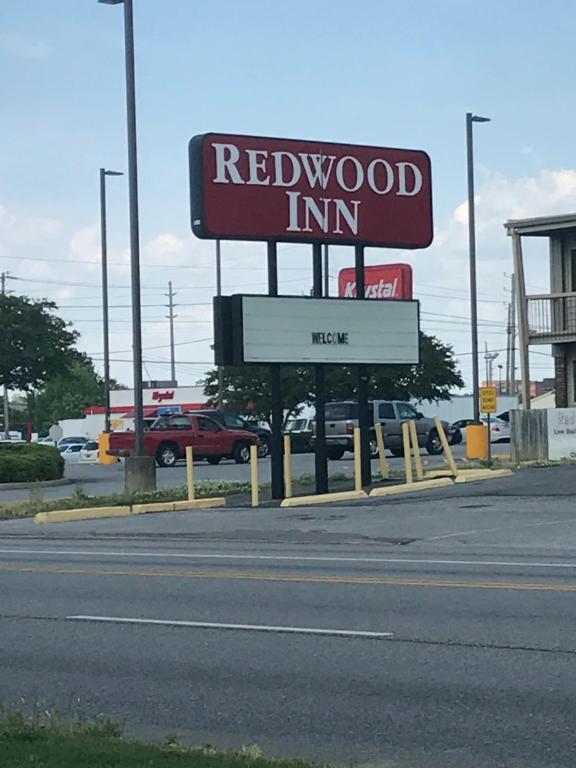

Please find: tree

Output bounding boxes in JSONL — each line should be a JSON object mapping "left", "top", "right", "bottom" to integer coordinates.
{"left": 202, "top": 332, "right": 463, "bottom": 423}
{"left": 0, "top": 295, "right": 78, "bottom": 392}
{"left": 27, "top": 355, "right": 116, "bottom": 435}
{"left": 202, "top": 365, "right": 310, "bottom": 427}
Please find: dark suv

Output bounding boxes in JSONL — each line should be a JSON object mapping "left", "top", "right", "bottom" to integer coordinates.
{"left": 187, "top": 409, "right": 272, "bottom": 457}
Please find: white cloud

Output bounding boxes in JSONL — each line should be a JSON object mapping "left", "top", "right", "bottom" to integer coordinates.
{"left": 5, "top": 169, "right": 575, "bottom": 391}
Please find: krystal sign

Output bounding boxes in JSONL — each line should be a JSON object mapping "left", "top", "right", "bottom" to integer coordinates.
{"left": 189, "top": 133, "right": 433, "bottom": 248}
{"left": 338, "top": 264, "right": 413, "bottom": 299}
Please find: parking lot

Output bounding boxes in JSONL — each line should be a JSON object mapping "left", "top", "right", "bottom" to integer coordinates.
{"left": 0, "top": 442, "right": 510, "bottom": 504}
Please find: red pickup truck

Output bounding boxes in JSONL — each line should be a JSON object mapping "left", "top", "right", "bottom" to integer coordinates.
{"left": 108, "top": 413, "right": 259, "bottom": 467}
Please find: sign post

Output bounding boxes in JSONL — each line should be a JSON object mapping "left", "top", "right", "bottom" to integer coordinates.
{"left": 479, "top": 386, "right": 497, "bottom": 461}
{"left": 190, "top": 132, "right": 432, "bottom": 498}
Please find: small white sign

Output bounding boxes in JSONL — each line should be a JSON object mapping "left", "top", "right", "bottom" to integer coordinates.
{"left": 241, "top": 296, "right": 419, "bottom": 365}
{"left": 547, "top": 408, "right": 576, "bottom": 460}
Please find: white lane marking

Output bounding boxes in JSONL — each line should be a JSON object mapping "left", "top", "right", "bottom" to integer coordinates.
{"left": 427, "top": 517, "right": 576, "bottom": 542}
{"left": 67, "top": 615, "right": 394, "bottom": 639}
{"left": 3, "top": 548, "right": 576, "bottom": 569}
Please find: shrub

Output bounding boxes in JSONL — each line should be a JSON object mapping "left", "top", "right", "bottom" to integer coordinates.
{"left": 0, "top": 443, "right": 64, "bottom": 484}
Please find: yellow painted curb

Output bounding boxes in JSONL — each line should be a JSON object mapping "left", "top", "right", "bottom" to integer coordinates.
{"left": 369, "top": 478, "right": 454, "bottom": 497}
{"left": 280, "top": 490, "right": 367, "bottom": 508}
{"left": 172, "top": 497, "right": 226, "bottom": 510}
{"left": 131, "top": 501, "right": 176, "bottom": 515}
{"left": 34, "top": 506, "right": 132, "bottom": 525}
{"left": 454, "top": 469, "right": 513, "bottom": 484}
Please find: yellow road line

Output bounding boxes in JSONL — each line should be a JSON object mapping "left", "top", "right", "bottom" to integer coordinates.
{"left": 0, "top": 563, "right": 575, "bottom": 593}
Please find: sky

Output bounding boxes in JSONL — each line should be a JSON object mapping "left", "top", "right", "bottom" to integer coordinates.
{"left": 1, "top": 0, "right": 575, "bottom": 395}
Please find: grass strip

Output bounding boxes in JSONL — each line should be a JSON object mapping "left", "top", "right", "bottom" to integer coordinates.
{"left": 0, "top": 712, "right": 319, "bottom": 768}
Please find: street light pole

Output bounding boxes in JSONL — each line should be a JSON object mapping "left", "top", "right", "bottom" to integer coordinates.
{"left": 99, "top": 168, "right": 123, "bottom": 434}
{"left": 100, "top": 0, "right": 155, "bottom": 488}
{"left": 216, "top": 240, "right": 224, "bottom": 407}
{"left": 466, "top": 112, "right": 490, "bottom": 422}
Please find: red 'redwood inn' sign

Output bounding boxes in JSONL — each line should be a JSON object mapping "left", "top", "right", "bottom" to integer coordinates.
{"left": 189, "top": 133, "right": 433, "bottom": 248}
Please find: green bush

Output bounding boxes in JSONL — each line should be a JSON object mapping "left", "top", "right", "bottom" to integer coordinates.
{"left": 0, "top": 443, "right": 64, "bottom": 484}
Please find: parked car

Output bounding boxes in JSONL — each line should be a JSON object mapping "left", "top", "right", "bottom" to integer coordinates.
{"left": 187, "top": 409, "right": 272, "bottom": 458}
{"left": 319, "top": 400, "right": 456, "bottom": 460}
{"left": 284, "top": 417, "right": 315, "bottom": 453}
{"left": 451, "top": 418, "right": 477, "bottom": 444}
{"left": 58, "top": 443, "right": 85, "bottom": 462}
{"left": 483, "top": 416, "right": 511, "bottom": 443}
{"left": 108, "top": 413, "right": 259, "bottom": 467}
{"left": 79, "top": 440, "right": 100, "bottom": 463}
{"left": 453, "top": 416, "right": 511, "bottom": 444}
{"left": 58, "top": 436, "right": 88, "bottom": 448}
{"left": 37, "top": 436, "right": 56, "bottom": 446}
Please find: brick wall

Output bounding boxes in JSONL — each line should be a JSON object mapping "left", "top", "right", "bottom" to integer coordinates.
{"left": 555, "top": 354, "right": 568, "bottom": 407}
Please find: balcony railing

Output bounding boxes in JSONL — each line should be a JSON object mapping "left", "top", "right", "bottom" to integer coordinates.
{"left": 527, "top": 292, "right": 576, "bottom": 341}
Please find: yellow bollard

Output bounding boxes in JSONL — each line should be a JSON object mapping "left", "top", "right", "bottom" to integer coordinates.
{"left": 98, "top": 432, "right": 119, "bottom": 464}
{"left": 374, "top": 422, "right": 389, "bottom": 479}
{"left": 402, "top": 422, "right": 413, "bottom": 485}
{"left": 353, "top": 427, "right": 362, "bottom": 492}
{"left": 466, "top": 423, "right": 489, "bottom": 460}
{"left": 185, "top": 446, "right": 195, "bottom": 501}
{"left": 250, "top": 444, "right": 259, "bottom": 507}
{"left": 408, "top": 420, "right": 424, "bottom": 480}
{"left": 283, "top": 434, "right": 293, "bottom": 499}
{"left": 434, "top": 416, "right": 459, "bottom": 477}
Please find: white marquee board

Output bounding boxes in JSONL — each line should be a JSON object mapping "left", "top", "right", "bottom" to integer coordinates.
{"left": 239, "top": 296, "right": 419, "bottom": 365}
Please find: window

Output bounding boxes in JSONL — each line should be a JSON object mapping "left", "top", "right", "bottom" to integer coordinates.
{"left": 397, "top": 403, "right": 418, "bottom": 419}
{"left": 223, "top": 413, "right": 245, "bottom": 429}
{"left": 325, "top": 403, "right": 357, "bottom": 420}
{"left": 167, "top": 416, "right": 192, "bottom": 430}
{"left": 198, "top": 416, "right": 220, "bottom": 431}
{"left": 378, "top": 403, "right": 395, "bottom": 420}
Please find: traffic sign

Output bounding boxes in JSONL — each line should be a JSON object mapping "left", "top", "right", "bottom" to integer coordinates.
{"left": 49, "top": 425, "right": 63, "bottom": 443}
{"left": 480, "top": 386, "right": 498, "bottom": 414}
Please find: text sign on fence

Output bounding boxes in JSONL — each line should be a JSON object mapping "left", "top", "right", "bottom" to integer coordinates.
{"left": 480, "top": 386, "right": 498, "bottom": 414}
{"left": 189, "top": 133, "right": 433, "bottom": 248}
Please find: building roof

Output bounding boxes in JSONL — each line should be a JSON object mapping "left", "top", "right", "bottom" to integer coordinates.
{"left": 504, "top": 213, "right": 576, "bottom": 237}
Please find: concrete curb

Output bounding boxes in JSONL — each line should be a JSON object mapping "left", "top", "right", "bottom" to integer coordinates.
{"left": 35, "top": 497, "right": 227, "bottom": 524}
{"left": 35, "top": 506, "right": 132, "bottom": 525}
{"left": 280, "top": 490, "right": 367, "bottom": 508}
{"left": 0, "top": 478, "right": 74, "bottom": 492}
{"left": 454, "top": 469, "right": 513, "bottom": 483}
{"left": 133, "top": 498, "right": 226, "bottom": 514}
{"left": 369, "top": 478, "right": 454, "bottom": 497}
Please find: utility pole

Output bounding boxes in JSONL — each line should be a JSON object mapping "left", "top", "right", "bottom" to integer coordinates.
{"left": 510, "top": 273, "right": 516, "bottom": 395}
{"left": 505, "top": 299, "right": 512, "bottom": 394}
{"left": 1, "top": 272, "right": 9, "bottom": 437}
{"left": 165, "top": 281, "right": 177, "bottom": 385}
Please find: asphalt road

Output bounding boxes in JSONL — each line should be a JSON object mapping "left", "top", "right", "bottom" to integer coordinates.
{"left": 0, "top": 466, "right": 575, "bottom": 767}
{"left": 0, "top": 443, "right": 510, "bottom": 503}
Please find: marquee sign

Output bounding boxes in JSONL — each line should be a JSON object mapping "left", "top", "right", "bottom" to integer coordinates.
{"left": 190, "top": 133, "right": 433, "bottom": 248}
{"left": 214, "top": 295, "right": 420, "bottom": 366}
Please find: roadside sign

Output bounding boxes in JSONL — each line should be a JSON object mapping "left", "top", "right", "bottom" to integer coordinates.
{"left": 214, "top": 295, "right": 420, "bottom": 365}
{"left": 480, "top": 386, "right": 498, "bottom": 414}
{"left": 338, "top": 264, "right": 413, "bottom": 299}
{"left": 189, "top": 133, "right": 433, "bottom": 248}
{"left": 49, "top": 425, "right": 63, "bottom": 442}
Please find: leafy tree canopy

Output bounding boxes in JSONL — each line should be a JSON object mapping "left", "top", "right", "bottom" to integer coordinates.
{"left": 0, "top": 294, "right": 78, "bottom": 391}
{"left": 202, "top": 332, "right": 463, "bottom": 425}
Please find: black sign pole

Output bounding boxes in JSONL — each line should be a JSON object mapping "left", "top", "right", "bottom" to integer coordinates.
{"left": 354, "top": 245, "right": 372, "bottom": 487}
{"left": 312, "top": 243, "right": 328, "bottom": 494}
{"left": 268, "top": 241, "right": 284, "bottom": 500}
